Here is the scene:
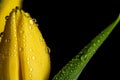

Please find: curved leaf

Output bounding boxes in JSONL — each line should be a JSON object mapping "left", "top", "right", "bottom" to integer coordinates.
{"left": 52, "top": 14, "right": 120, "bottom": 80}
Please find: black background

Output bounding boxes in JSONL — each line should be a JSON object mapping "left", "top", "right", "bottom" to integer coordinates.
{"left": 22, "top": 0, "right": 120, "bottom": 80}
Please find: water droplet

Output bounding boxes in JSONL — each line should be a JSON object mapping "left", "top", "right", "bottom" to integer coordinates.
{"left": 0, "top": 32, "right": 4, "bottom": 37}
{"left": 10, "top": 53, "right": 17, "bottom": 56}
{"left": 70, "top": 69, "right": 73, "bottom": 73}
{"left": 29, "top": 48, "right": 32, "bottom": 52}
{"left": 29, "top": 26, "right": 32, "bottom": 30}
{"left": 100, "top": 32, "right": 105, "bottom": 38}
{"left": 30, "top": 68, "right": 33, "bottom": 72}
{"left": 20, "top": 30, "right": 24, "bottom": 34}
{"left": 81, "top": 54, "right": 87, "bottom": 61}
{"left": 13, "top": 49, "right": 16, "bottom": 53}
{"left": 33, "top": 18, "right": 37, "bottom": 23}
{"left": 13, "top": 34, "right": 17, "bottom": 37}
{"left": 32, "top": 56, "right": 35, "bottom": 60}
{"left": 69, "top": 64, "right": 73, "bottom": 67}
{"left": 26, "top": 57, "right": 30, "bottom": 64}
{"left": 75, "top": 54, "right": 80, "bottom": 59}
{"left": 5, "top": 39, "right": 10, "bottom": 43}
{"left": 27, "top": 57, "right": 30, "bottom": 61}
{"left": 61, "top": 70, "right": 65, "bottom": 74}
{"left": 97, "top": 39, "right": 100, "bottom": 43}
{"left": 14, "top": 44, "right": 17, "bottom": 47}
{"left": 93, "top": 43, "right": 96, "bottom": 46}
{"left": 29, "top": 74, "right": 32, "bottom": 77}
{"left": 5, "top": 16, "right": 9, "bottom": 20}
{"left": 22, "top": 35, "right": 26, "bottom": 43}
{"left": 39, "top": 37, "right": 43, "bottom": 42}
{"left": 93, "top": 49, "right": 96, "bottom": 52}
{"left": 24, "top": 13, "right": 30, "bottom": 17}
{"left": 12, "top": 8, "right": 15, "bottom": 12}
{"left": 27, "top": 61, "right": 30, "bottom": 64}
{"left": 54, "top": 77, "right": 58, "bottom": 80}
{"left": 100, "top": 35, "right": 103, "bottom": 39}
{"left": 15, "top": 6, "right": 19, "bottom": 9}
{"left": 8, "top": 53, "right": 12, "bottom": 56}
{"left": 29, "top": 20, "right": 34, "bottom": 25}
{"left": 36, "top": 24, "right": 39, "bottom": 27}
{"left": 46, "top": 47, "right": 50, "bottom": 53}
{"left": 19, "top": 47, "right": 23, "bottom": 52}
{"left": 102, "top": 33, "right": 105, "bottom": 36}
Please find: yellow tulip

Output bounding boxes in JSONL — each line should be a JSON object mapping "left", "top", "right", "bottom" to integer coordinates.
{"left": 0, "top": 8, "right": 50, "bottom": 80}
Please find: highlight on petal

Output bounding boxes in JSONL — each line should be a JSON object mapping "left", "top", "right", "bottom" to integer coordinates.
{"left": 0, "top": 8, "right": 50, "bottom": 80}
{"left": 0, "top": 0, "right": 23, "bottom": 33}
{"left": 52, "top": 14, "right": 120, "bottom": 80}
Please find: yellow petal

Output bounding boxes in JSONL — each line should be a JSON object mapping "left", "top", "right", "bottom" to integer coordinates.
{"left": 0, "top": 0, "right": 23, "bottom": 33}
{"left": 0, "top": 8, "right": 50, "bottom": 80}
{"left": 0, "top": 8, "right": 19, "bottom": 80}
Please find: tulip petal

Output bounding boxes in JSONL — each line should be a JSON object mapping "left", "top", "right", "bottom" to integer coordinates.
{"left": 17, "top": 9, "right": 51, "bottom": 80}
{"left": 0, "top": 8, "right": 50, "bottom": 80}
{"left": 0, "top": 0, "right": 23, "bottom": 33}
{"left": 0, "top": 8, "right": 19, "bottom": 80}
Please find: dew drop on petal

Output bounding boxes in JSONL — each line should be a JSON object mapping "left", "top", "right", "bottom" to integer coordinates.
{"left": 29, "top": 26, "right": 32, "bottom": 30}
{"left": 13, "top": 49, "right": 16, "bottom": 53}
{"left": 10, "top": 53, "right": 16, "bottom": 56}
{"left": 47, "top": 47, "right": 51, "bottom": 53}
{"left": 27, "top": 61, "right": 30, "bottom": 64}
{"left": 24, "top": 13, "right": 30, "bottom": 17}
{"left": 5, "top": 39, "right": 10, "bottom": 43}
{"left": 20, "top": 30, "right": 24, "bottom": 34}
{"left": 29, "top": 48, "right": 32, "bottom": 52}
{"left": 14, "top": 34, "right": 17, "bottom": 37}
{"left": 29, "top": 74, "right": 32, "bottom": 78}
{"left": 5, "top": 16, "right": 9, "bottom": 20}
{"left": 29, "top": 20, "right": 34, "bottom": 25}
{"left": 26, "top": 57, "right": 30, "bottom": 64}
{"left": 33, "top": 18, "right": 37, "bottom": 23}
{"left": 30, "top": 68, "right": 33, "bottom": 72}
{"left": 27, "top": 57, "right": 30, "bottom": 61}
{"left": 32, "top": 56, "right": 36, "bottom": 60}
{"left": 19, "top": 47, "right": 23, "bottom": 52}
{"left": 27, "top": 60, "right": 30, "bottom": 64}
{"left": 0, "top": 32, "right": 4, "bottom": 37}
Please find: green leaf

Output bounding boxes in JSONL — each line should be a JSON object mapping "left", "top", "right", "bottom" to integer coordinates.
{"left": 52, "top": 14, "right": 120, "bottom": 80}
